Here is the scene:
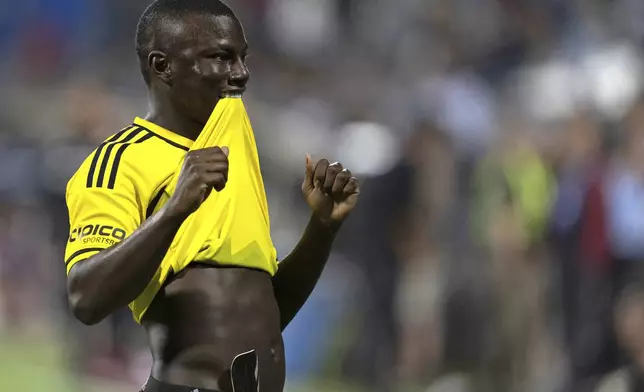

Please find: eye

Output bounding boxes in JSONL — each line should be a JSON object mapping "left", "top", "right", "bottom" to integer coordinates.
{"left": 209, "top": 53, "right": 231, "bottom": 61}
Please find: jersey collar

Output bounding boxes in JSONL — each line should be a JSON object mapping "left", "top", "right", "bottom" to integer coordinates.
{"left": 134, "top": 117, "right": 194, "bottom": 150}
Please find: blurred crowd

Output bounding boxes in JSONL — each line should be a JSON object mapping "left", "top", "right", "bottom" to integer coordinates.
{"left": 4, "top": 0, "right": 644, "bottom": 391}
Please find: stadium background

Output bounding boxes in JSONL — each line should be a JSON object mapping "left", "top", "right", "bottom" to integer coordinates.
{"left": 2, "top": 0, "right": 644, "bottom": 391}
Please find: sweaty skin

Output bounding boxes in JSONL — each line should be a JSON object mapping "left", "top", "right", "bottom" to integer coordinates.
{"left": 67, "top": 10, "right": 359, "bottom": 392}
{"left": 144, "top": 266, "right": 285, "bottom": 391}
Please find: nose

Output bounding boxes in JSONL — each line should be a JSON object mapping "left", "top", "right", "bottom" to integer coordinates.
{"left": 229, "top": 59, "right": 249, "bottom": 88}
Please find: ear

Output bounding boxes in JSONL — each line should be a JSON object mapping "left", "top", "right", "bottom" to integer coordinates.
{"left": 148, "top": 50, "right": 172, "bottom": 84}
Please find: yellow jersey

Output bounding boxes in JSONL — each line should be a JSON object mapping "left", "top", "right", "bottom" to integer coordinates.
{"left": 64, "top": 98, "right": 278, "bottom": 323}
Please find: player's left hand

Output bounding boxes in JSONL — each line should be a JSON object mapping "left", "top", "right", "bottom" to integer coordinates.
{"left": 302, "top": 154, "right": 360, "bottom": 225}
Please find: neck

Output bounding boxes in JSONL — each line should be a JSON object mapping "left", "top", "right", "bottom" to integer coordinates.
{"left": 145, "top": 92, "right": 206, "bottom": 141}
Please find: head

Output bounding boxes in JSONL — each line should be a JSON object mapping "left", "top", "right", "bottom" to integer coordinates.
{"left": 136, "top": 0, "right": 250, "bottom": 126}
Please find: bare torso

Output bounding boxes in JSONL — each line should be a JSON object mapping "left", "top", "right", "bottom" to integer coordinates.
{"left": 142, "top": 263, "right": 285, "bottom": 392}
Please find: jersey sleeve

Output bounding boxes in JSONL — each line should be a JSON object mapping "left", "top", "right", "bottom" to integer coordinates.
{"left": 64, "top": 164, "right": 144, "bottom": 274}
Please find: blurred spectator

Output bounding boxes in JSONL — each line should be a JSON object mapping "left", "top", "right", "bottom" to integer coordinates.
{"left": 395, "top": 122, "right": 456, "bottom": 386}
{"left": 337, "top": 139, "right": 414, "bottom": 391}
{"left": 468, "top": 122, "right": 556, "bottom": 391}
{"left": 548, "top": 112, "right": 613, "bottom": 390}
{"left": 606, "top": 99, "right": 644, "bottom": 289}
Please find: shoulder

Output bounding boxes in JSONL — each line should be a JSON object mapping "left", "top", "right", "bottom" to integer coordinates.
{"left": 71, "top": 124, "right": 186, "bottom": 186}
{"left": 67, "top": 126, "right": 142, "bottom": 192}
{"left": 67, "top": 123, "right": 188, "bottom": 211}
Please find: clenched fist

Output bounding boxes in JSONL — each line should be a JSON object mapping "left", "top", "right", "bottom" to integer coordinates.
{"left": 302, "top": 154, "right": 360, "bottom": 225}
{"left": 166, "top": 146, "right": 229, "bottom": 219}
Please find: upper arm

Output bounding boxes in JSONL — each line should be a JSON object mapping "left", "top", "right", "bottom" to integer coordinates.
{"left": 64, "top": 160, "right": 144, "bottom": 274}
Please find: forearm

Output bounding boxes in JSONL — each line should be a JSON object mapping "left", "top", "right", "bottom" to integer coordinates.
{"left": 272, "top": 215, "right": 340, "bottom": 330}
{"left": 67, "top": 207, "right": 185, "bottom": 324}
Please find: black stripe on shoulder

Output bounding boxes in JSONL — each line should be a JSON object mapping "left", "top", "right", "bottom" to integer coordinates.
{"left": 96, "top": 127, "right": 144, "bottom": 188}
{"left": 146, "top": 185, "right": 167, "bottom": 219}
{"left": 107, "top": 132, "right": 154, "bottom": 190}
{"left": 137, "top": 126, "right": 190, "bottom": 151}
{"left": 65, "top": 247, "right": 105, "bottom": 265}
{"left": 86, "top": 126, "right": 133, "bottom": 188}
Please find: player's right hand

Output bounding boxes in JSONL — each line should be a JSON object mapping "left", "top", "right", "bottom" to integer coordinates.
{"left": 165, "top": 146, "right": 229, "bottom": 218}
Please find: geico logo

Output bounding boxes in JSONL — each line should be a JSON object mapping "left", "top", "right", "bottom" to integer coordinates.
{"left": 69, "top": 225, "right": 126, "bottom": 243}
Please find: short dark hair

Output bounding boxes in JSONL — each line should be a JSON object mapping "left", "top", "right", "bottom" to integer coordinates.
{"left": 135, "top": 0, "right": 237, "bottom": 85}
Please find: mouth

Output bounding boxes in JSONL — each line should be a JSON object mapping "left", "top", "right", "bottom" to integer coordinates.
{"left": 220, "top": 88, "right": 246, "bottom": 98}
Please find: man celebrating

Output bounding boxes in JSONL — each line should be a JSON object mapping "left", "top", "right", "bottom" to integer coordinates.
{"left": 63, "top": 1, "right": 359, "bottom": 391}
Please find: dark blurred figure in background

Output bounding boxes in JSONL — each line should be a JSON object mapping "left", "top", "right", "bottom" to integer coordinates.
{"left": 601, "top": 98, "right": 644, "bottom": 391}
{"left": 337, "top": 137, "right": 415, "bottom": 392}
{"left": 548, "top": 112, "right": 614, "bottom": 391}
{"left": 607, "top": 98, "right": 644, "bottom": 296}
{"left": 395, "top": 121, "right": 456, "bottom": 388}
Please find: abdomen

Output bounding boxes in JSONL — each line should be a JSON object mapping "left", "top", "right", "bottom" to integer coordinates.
{"left": 142, "top": 264, "right": 285, "bottom": 391}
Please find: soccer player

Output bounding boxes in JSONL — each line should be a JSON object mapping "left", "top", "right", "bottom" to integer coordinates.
{"left": 63, "top": 1, "right": 360, "bottom": 391}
